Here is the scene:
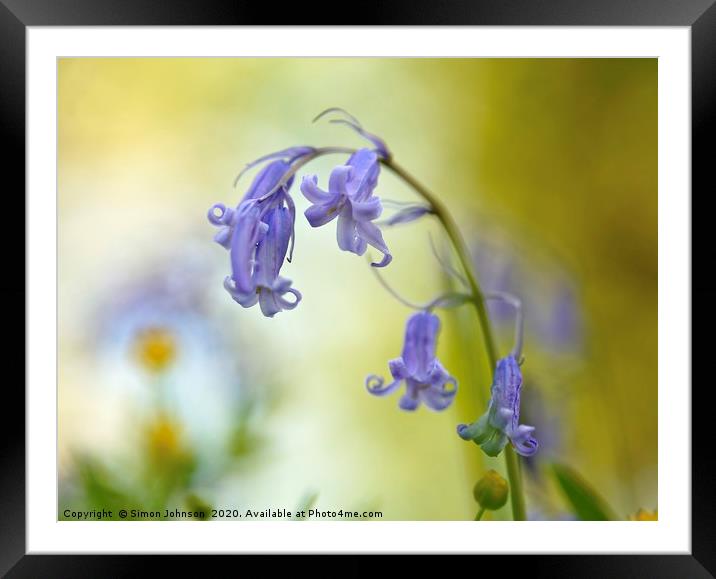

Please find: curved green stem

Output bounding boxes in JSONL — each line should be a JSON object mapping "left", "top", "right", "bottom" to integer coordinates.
{"left": 380, "top": 159, "right": 498, "bottom": 364}
{"left": 273, "top": 147, "right": 527, "bottom": 520}
{"left": 475, "top": 507, "right": 486, "bottom": 521}
{"left": 381, "top": 158, "right": 526, "bottom": 522}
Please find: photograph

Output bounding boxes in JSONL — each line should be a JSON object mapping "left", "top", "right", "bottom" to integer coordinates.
{"left": 57, "top": 56, "right": 658, "bottom": 523}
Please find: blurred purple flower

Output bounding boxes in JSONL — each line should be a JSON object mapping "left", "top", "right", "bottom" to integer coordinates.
{"left": 301, "top": 148, "right": 392, "bottom": 268}
{"left": 366, "top": 311, "right": 457, "bottom": 411}
{"left": 519, "top": 382, "right": 564, "bottom": 475}
{"left": 472, "top": 237, "right": 583, "bottom": 353}
{"left": 544, "top": 285, "right": 582, "bottom": 349}
{"left": 457, "top": 355, "right": 538, "bottom": 457}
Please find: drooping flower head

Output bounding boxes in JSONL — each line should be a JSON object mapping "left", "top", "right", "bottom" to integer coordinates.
{"left": 209, "top": 152, "right": 307, "bottom": 317}
{"left": 301, "top": 148, "right": 391, "bottom": 267}
{"left": 457, "top": 354, "right": 538, "bottom": 457}
{"left": 366, "top": 311, "right": 457, "bottom": 411}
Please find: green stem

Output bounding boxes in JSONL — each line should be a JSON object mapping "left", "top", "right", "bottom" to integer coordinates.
{"left": 381, "top": 158, "right": 527, "bottom": 522}
{"left": 273, "top": 147, "right": 527, "bottom": 520}
{"left": 504, "top": 445, "right": 526, "bottom": 520}
{"left": 381, "top": 159, "right": 497, "bottom": 364}
{"left": 475, "top": 507, "right": 486, "bottom": 521}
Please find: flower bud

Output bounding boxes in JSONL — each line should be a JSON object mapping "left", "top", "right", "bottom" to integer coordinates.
{"left": 473, "top": 470, "right": 509, "bottom": 511}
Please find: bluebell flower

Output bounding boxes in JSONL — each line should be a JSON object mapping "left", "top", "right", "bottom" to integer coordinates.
{"left": 223, "top": 206, "right": 301, "bottom": 317}
{"left": 366, "top": 311, "right": 457, "bottom": 411}
{"left": 209, "top": 157, "right": 301, "bottom": 317}
{"left": 457, "top": 354, "right": 538, "bottom": 457}
{"left": 300, "top": 148, "right": 392, "bottom": 267}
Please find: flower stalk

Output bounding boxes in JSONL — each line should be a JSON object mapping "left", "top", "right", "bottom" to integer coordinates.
{"left": 213, "top": 129, "right": 529, "bottom": 519}
{"left": 380, "top": 157, "right": 527, "bottom": 521}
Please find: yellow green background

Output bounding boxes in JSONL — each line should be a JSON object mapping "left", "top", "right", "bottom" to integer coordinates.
{"left": 58, "top": 58, "right": 657, "bottom": 520}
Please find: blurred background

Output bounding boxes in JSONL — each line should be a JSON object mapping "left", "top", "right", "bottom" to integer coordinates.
{"left": 58, "top": 58, "right": 657, "bottom": 521}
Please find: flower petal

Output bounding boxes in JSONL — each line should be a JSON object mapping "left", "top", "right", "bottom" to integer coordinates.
{"left": 509, "top": 424, "right": 539, "bottom": 457}
{"left": 230, "top": 203, "right": 265, "bottom": 294}
{"left": 354, "top": 236, "right": 368, "bottom": 256}
{"left": 399, "top": 380, "right": 422, "bottom": 410}
{"left": 344, "top": 148, "right": 380, "bottom": 199}
{"left": 242, "top": 159, "right": 293, "bottom": 203}
{"left": 300, "top": 175, "right": 334, "bottom": 205}
{"left": 355, "top": 220, "right": 391, "bottom": 267}
{"left": 336, "top": 206, "right": 359, "bottom": 253}
{"left": 401, "top": 311, "right": 440, "bottom": 380}
{"left": 276, "top": 286, "right": 302, "bottom": 311}
{"left": 420, "top": 384, "right": 457, "bottom": 411}
{"left": 388, "top": 357, "right": 410, "bottom": 380}
{"left": 282, "top": 190, "right": 297, "bottom": 262}
{"left": 351, "top": 197, "right": 383, "bottom": 222}
{"left": 428, "top": 361, "right": 458, "bottom": 392}
{"left": 258, "top": 288, "right": 282, "bottom": 318}
{"left": 236, "top": 148, "right": 313, "bottom": 188}
{"left": 365, "top": 374, "right": 402, "bottom": 396}
{"left": 254, "top": 207, "right": 291, "bottom": 287}
{"left": 213, "top": 227, "right": 232, "bottom": 249}
{"left": 208, "top": 203, "right": 233, "bottom": 226}
{"left": 399, "top": 397, "right": 419, "bottom": 411}
{"left": 328, "top": 165, "right": 352, "bottom": 197}
{"left": 305, "top": 203, "right": 340, "bottom": 228}
{"left": 491, "top": 355, "right": 523, "bottom": 423}
{"left": 223, "top": 276, "right": 259, "bottom": 308}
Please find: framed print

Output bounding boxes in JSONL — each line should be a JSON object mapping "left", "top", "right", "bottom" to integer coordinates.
{"left": 3, "top": 1, "right": 712, "bottom": 576}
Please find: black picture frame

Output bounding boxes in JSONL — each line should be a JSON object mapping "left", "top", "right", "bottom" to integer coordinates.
{"left": 3, "top": 1, "right": 711, "bottom": 576}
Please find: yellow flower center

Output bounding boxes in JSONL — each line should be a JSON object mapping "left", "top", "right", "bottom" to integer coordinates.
{"left": 148, "top": 415, "right": 181, "bottom": 456}
{"left": 134, "top": 326, "right": 177, "bottom": 372}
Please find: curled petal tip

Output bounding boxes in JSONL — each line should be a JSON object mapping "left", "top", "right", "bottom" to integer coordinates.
{"left": 208, "top": 203, "right": 229, "bottom": 226}
{"left": 278, "top": 287, "right": 302, "bottom": 311}
{"left": 365, "top": 374, "right": 403, "bottom": 397}
{"left": 456, "top": 424, "right": 473, "bottom": 440}
{"left": 513, "top": 438, "right": 539, "bottom": 457}
{"left": 365, "top": 374, "right": 384, "bottom": 391}
{"left": 370, "top": 253, "right": 392, "bottom": 268}
{"left": 510, "top": 425, "right": 539, "bottom": 457}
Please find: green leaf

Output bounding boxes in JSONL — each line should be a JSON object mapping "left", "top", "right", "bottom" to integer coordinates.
{"left": 551, "top": 463, "right": 618, "bottom": 521}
